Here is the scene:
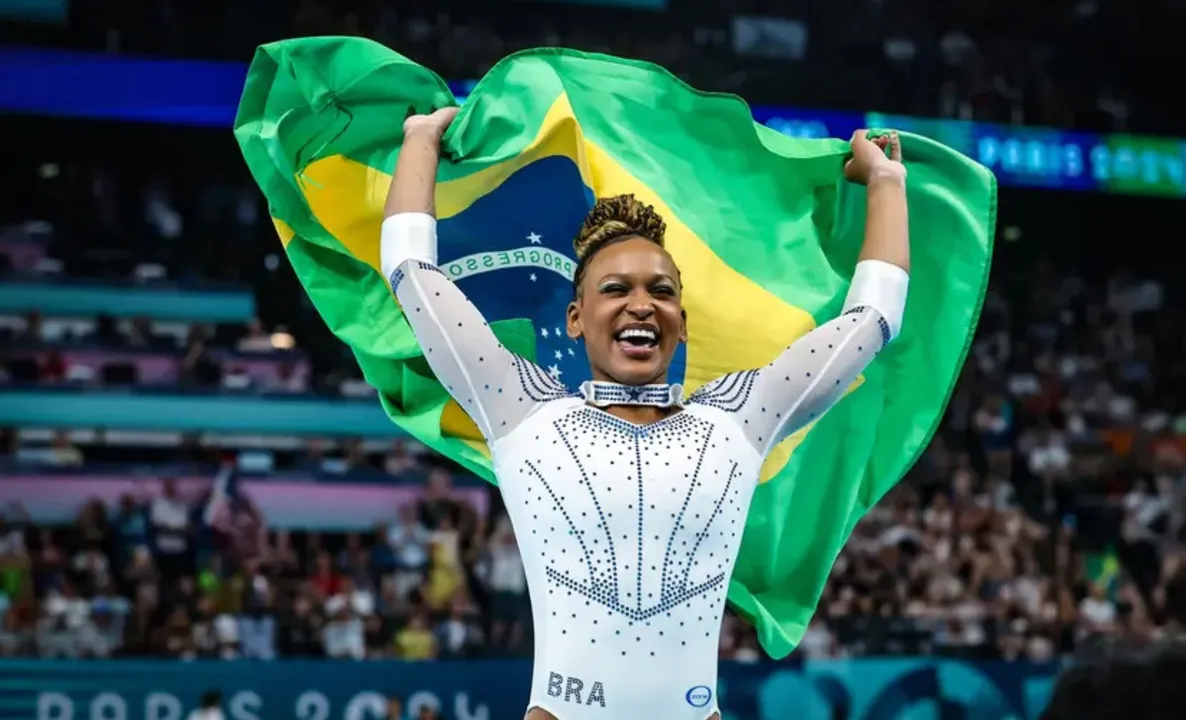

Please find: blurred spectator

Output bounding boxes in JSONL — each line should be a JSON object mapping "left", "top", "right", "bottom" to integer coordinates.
{"left": 418, "top": 469, "right": 463, "bottom": 530}
{"left": 310, "top": 551, "right": 343, "bottom": 600}
{"left": 386, "top": 505, "right": 430, "bottom": 595}
{"left": 187, "top": 690, "right": 226, "bottom": 720}
{"left": 385, "top": 439, "right": 420, "bottom": 476}
{"left": 480, "top": 515, "right": 526, "bottom": 652}
{"left": 149, "top": 479, "right": 193, "bottom": 584}
{"left": 278, "top": 593, "right": 322, "bottom": 657}
{"left": 48, "top": 431, "right": 83, "bottom": 467}
{"left": 423, "top": 517, "right": 464, "bottom": 613}
{"left": 237, "top": 318, "right": 273, "bottom": 354}
{"left": 323, "top": 587, "right": 365, "bottom": 660}
{"left": 394, "top": 610, "right": 437, "bottom": 660}
{"left": 1079, "top": 584, "right": 1117, "bottom": 636}
{"left": 434, "top": 596, "right": 482, "bottom": 658}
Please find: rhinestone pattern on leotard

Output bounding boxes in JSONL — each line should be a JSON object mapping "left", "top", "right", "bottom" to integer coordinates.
{"left": 390, "top": 257, "right": 894, "bottom": 718}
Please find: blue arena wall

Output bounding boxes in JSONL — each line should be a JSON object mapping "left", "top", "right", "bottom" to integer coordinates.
{"left": 0, "top": 658, "right": 1060, "bottom": 720}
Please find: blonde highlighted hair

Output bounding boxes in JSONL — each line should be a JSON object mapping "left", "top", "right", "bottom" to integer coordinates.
{"left": 571, "top": 194, "right": 668, "bottom": 295}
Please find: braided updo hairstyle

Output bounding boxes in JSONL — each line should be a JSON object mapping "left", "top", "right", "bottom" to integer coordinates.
{"left": 571, "top": 194, "right": 668, "bottom": 298}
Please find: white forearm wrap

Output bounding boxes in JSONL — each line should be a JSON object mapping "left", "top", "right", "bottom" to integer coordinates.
{"left": 843, "top": 259, "right": 909, "bottom": 341}
{"left": 380, "top": 212, "right": 438, "bottom": 283}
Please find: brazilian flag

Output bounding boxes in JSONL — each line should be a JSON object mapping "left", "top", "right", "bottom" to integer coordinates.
{"left": 234, "top": 36, "right": 995, "bottom": 657}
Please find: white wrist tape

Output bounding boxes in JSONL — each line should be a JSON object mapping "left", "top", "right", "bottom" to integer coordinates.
{"left": 380, "top": 212, "right": 438, "bottom": 283}
{"left": 843, "top": 259, "right": 909, "bottom": 341}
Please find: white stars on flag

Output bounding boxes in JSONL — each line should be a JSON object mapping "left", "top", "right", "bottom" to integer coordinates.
{"left": 529, "top": 273, "right": 537, "bottom": 282}
{"left": 541, "top": 327, "right": 549, "bottom": 338}
{"left": 527, "top": 232, "right": 542, "bottom": 244}
{"left": 547, "top": 364, "right": 563, "bottom": 380}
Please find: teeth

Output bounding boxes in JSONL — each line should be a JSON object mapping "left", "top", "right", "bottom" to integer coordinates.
{"left": 619, "top": 328, "right": 657, "bottom": 340}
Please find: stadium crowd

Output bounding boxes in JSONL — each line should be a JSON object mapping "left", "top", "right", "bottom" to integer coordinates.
{"left": 4, "top": 0, "right": 1179, "bottom": 135}
{"left": 2, "top": 253, "right": 1185, "bottom": 662}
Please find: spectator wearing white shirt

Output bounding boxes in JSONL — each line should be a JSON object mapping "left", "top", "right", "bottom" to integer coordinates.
{"left": 481, "top": 516, "right": 527, "bottom": 651}
{"left": 323, "top": 581, "right": 368, "bottom": 660}
{"left": 1123, "top": 479, "right": 1171, "bottom": 543}
{"left": 38, "top": 579, "right": 92, "bottom": 658}
{"left": 0, "top": 504, "right": 28, "bottom": 557}
{"left": 387, "top": 505, "right": 431, "bottom": 597}
{"left": 322, "top": 610, "right": 364, "bottom": 659}
{"left": 326, "top": 577, "right": 375, "bottom": 618}
{"left": 1025, "top": 426, "right": 1070, "bottom": 478}
{"left": 149, "top": 479, "right": 193, "bottom": 583}
{"left": 434, "top": 599, "right": 481, "bottom": 658}
{"left": 1025, "top": 426, "right": 1072, "bottom": 518}
{"left": 1121, "top": 477, "right": 1171, "bottom": 598}
{"left": 1079, "top": 583, "right": 1118, "bottom": 637}
{"left": 213, "top": 613, "right": 240, "bottom": 659}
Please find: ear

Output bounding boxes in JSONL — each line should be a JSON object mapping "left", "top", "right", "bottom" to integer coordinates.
{"left": 678, "top": 307, "right": 688, "bottom": 343}
{"left": 566, "top": 299, "right": 583, "bottom": 339}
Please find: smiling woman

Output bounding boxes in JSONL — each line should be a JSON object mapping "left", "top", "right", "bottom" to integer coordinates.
{"left": 379, "top": 107, "right": 911, "bottom": 720}
{"left": 565, "top": 194, "right": 687, "bottom": 389}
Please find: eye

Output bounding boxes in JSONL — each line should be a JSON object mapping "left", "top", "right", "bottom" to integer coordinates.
{"left": 599, "top": 282, "right": 628, "bottom": 296}
{"left": 651, "top": 284, "right": 676, "bottom": 297}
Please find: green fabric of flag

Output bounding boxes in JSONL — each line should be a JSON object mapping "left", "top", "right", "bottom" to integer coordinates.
{"left": 234, "top": 36, "right": 996, "bottom": 657}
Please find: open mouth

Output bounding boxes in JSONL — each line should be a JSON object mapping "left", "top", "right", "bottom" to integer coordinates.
{"left": 614, "top": 326, "right": 660, "bottom": 357}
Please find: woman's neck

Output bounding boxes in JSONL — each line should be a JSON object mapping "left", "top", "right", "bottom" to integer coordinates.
{"left": 592, "top": 370, "right": 668, "bottom": 385}
{"left": 601, "top": 404, "right": 679, "bottom": 425}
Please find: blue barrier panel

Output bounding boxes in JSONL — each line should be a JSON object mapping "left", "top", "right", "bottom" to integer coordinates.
{"left": 0, "top": 0, "right": 67, "bottom": 23}
{"left": 0, "top": 387, "right": 401, "bottom": 437}
{"left": 0, "top": 46, "right": 1183, "bottom": 196}
{"left": 0, "top": 281, "right": 254, "bottom": 322}
{"left": 0, "top": 658, "right": 1059, "bottom": 720}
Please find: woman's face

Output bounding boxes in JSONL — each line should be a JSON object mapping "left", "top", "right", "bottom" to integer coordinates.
{"left": 567, "top": 237, "right": 686, "bottom": 386}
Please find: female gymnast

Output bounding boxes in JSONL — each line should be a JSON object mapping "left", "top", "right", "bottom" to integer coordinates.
{"left": 381, "top": 106, "right": 910, "bottom": 720}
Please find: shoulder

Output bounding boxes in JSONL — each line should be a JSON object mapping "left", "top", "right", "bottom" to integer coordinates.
{"left": 686, "top": 370, "right": 761, "bottom": 414}
{"left": 508, "top": 354, "right": 580, "bottom": 403}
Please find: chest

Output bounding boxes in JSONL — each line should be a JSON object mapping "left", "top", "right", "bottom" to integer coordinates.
{"left": 501, "top": 405, "right": 758, "bottom": 509}
{"left": 496, "top": 406, "right": 760, "bottom": 603}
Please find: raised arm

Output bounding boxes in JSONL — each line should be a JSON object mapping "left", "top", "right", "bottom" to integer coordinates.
{"left": 692, "top": 131, "right": 910, "bottom": 457}
{"left": 381, "top": 109, "right": 567, "bottom": 443}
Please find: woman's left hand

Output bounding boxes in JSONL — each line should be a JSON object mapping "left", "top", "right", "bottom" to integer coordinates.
{"left": 843, "top": 130, "right": 903, "bottom": 185}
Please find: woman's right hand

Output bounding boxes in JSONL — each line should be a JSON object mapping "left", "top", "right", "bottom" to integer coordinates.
{"left": 403, "top": 107, "right": 459, "bottom": 141}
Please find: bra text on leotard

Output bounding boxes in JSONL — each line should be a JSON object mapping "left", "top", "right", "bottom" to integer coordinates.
{"left": 548, "top": 672, "right": 607, "bottom": 708}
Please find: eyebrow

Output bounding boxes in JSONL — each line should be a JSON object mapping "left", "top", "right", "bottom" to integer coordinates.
{"left": 596, "top": 273, "right": 678, "bottom": 285}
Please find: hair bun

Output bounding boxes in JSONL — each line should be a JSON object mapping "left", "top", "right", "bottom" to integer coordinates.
{"left": 573, "top": 219, "right": 633, "bottom": 260}
{"left": 573, "top": 194, "right": 666, "bottom": 260}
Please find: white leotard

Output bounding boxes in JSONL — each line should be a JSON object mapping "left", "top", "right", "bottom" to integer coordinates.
{"left": 383, "top": 214, "right": 906, "bottom": 719}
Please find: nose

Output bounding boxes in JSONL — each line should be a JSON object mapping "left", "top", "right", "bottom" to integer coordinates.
{"left": 625, "top": 292, "right": 655, "bottom": 320}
